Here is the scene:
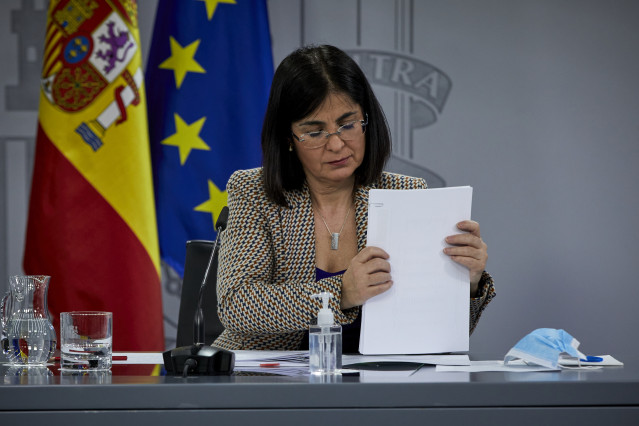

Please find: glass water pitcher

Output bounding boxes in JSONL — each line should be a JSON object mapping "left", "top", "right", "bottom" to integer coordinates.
{"left": 1, "top": 275, "right": 57, "bottom": 365}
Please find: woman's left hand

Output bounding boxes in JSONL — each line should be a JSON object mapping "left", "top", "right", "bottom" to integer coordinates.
{"left": 443, "top": 220, "right": 488, "bottom": 297}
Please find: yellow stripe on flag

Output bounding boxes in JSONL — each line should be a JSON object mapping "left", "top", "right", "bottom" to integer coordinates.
{"left": 38, "top": 54, "right": 160, "bottom": 274}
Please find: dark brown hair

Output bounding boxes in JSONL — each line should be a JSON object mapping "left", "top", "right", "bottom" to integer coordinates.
{"left": 261, "top": 44, "right": 391, "bottom": 206}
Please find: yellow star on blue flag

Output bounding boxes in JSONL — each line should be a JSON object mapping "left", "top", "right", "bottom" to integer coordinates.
{"left": 159, "top": 37, "right": 206, "bottom": 89}
{"left": 198, "top": 0, "right": 237, "bottom": 20}
{"left": 194, "top": 179, "right": 228, "bottom": 229}
{"left": 161, "top": 113, "right": 209, "bottom": 165}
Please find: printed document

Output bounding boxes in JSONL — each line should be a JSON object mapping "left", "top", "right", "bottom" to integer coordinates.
{"left": 360, "top": 186, "right": 472, "bottom": 354}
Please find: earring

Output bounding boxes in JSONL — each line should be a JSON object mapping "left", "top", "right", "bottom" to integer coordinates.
{"left": 289, "top": 142, "right": 293, "bottom": 152}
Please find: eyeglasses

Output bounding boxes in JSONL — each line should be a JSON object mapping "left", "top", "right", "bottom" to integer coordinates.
{"left": 291, "top": 113, "right": 368, "bottom": 149}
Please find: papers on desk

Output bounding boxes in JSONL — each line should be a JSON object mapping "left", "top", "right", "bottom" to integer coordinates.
{"left": 233, "top": 350, "right": 308, "bottom": 365}
{"left": 112, "top": 350, "right": 621, "bottom": 375}
{"left": 231, "top": 351, "right": 470, "bottom": 375}
{"left": 436, "top": 355, "right": 623, "bottom": 372}
{"left": 360, "top": 186, "right": 472, "bottom": 355}
{"left": 233, "top": 350, "right": 310, "bottom": 376}
{"left": 559, "top": 355, "right": 623, "bottom": 367}
{"left": 343, "top": 353, "right": 470, "bottom": 367}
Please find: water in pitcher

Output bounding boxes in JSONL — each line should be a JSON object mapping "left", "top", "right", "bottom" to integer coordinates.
{"left": 5, "top": 318, "right": 57, "bottom": 364}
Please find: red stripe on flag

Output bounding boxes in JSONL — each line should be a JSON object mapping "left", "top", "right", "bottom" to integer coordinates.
{"left": 24, "top": 124, "right": 164, "bottom": 351}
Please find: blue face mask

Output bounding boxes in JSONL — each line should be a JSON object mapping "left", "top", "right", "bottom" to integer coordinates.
{"left": 504, "top": 328, "right": 585, "bottom": 369}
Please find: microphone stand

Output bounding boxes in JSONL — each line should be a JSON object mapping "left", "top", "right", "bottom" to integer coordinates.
{"left": 163, "top": 207, "right": 235, "bottom": 376}
{"left": 193, "top": 221, "right": 223, "bottom": 346}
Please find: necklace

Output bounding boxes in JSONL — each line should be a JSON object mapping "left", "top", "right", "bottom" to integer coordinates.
{"left": 315, "top": 206, "right": 352, "bottom": 250}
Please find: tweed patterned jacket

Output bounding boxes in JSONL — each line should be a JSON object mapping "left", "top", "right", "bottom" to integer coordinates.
{"left": 213, "top": 168, "right": 495, "bottom": 350}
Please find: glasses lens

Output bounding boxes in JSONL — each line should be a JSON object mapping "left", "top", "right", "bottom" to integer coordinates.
{"left": 302, "top": 132, "right": 327, "bottom": 148}
{"left": 297, "top": 117, "right": 366, "bottom": 148}
{"left": 338, "top": 121, "right": 362, "bottom": 141}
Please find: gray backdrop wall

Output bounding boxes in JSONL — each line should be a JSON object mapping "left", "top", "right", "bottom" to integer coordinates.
{"left": 1, "top": 0, "right": 637, "bottom": 359}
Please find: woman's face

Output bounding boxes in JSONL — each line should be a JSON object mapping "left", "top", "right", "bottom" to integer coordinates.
{"left": 290, "top": 93, "right": 366, "bottom": 188}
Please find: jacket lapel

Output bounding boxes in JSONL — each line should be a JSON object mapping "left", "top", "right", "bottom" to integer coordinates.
{"left": 282, "top": 184, "right": 315, "bottom": 284}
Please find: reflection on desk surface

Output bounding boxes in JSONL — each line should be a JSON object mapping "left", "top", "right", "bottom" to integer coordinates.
{"left": 1, "top": 362, "right": 160, "bottom": 382}
{"left": 0, "top": 352, "right": 634, "bottom": 386}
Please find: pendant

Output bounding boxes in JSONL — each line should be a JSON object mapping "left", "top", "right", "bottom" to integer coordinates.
{"left": 331, "top": 233, "right": 339, "bottom": 250}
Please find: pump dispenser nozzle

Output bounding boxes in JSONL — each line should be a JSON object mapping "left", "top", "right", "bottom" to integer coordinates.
{"left": 312, "top": 292, "right": 334, "bottom": 327}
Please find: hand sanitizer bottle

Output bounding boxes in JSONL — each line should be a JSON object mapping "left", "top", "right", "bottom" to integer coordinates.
{"left": 309, "top": 292, "right": 342, "bottom": 375}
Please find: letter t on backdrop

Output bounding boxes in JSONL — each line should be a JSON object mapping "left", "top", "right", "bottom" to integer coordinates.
{"left": 23, "top": 0, "right": 164, "bottom": 351}
{"left": 146, "top": 0, "right": 273, "bottom": 277}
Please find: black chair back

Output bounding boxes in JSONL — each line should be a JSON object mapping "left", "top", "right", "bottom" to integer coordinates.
{"left": 176, "top": 240, "right": 224, "bottom": 347}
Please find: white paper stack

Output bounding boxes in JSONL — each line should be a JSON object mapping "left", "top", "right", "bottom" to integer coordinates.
{"left": 360, "top": 186, "right": 473, "bottom": 355}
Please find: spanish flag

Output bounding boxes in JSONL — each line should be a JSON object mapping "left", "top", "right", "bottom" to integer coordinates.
{"left": 23, "top": 0, "right": 164, "bottom": 351}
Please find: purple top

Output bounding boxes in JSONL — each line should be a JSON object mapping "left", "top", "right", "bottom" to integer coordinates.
{"left": 315, "top": 267, "right": 345, "bottom": 281}
{"left": 298, "top": 267, "right": 361, "bottom": 353}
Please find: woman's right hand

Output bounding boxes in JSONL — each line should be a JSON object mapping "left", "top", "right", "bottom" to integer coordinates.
{"left": 340, "top": 246, "right": 393, "bottom": 310}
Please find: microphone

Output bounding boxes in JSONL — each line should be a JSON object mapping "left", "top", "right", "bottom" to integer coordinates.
{"left": 163, "top": 206, "right": 234, "bottom": 376}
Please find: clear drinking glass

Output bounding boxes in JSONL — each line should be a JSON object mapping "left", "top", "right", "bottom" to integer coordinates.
{"left": 60, "top": 311, "right": 113, "bottom": 370}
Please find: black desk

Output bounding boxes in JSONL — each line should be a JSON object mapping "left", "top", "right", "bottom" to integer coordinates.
{"left": 1, "top": 355, "right": 637, "bottom": 425}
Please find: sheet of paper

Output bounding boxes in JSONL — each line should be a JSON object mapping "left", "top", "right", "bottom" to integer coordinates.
{"left": 559, "top": 355, "right": 623, "bottom": 367}
{"left": 360, "top": 186, "right": 472, "bottom": 355}
{"left": 232, "top": 350, "right": 308, "bottom": 367}
{"left": 114, "top": 352, "right": 164, "bottom": 364}
{"left": 343, "top": 354, "right": 470, "bottom": 366}
{"left": 435, "top": 355, "right": 623, "bottom": 372}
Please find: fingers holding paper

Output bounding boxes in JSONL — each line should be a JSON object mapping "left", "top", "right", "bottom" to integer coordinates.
{"left": 340, "top": 246, "right": 393, "bottom": 310}
{"left": 443, "top": 220, "right": 488, "bottom": 295}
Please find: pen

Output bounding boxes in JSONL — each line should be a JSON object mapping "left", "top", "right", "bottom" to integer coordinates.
{"left": 579, "top": 356, "right": 603, "bottom": 363}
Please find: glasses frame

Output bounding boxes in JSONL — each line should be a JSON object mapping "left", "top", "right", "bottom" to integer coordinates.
{"left": 291, "top": 113, "right": 368, "bottom": 149}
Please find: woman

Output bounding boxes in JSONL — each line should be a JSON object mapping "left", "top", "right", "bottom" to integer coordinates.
{"left": 213, "top": 45, "right": 495, "bottom": 352}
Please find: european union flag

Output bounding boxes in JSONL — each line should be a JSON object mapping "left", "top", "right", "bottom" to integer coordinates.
{"left": 146, "top": 0, "right": 273, "bottom": 275}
